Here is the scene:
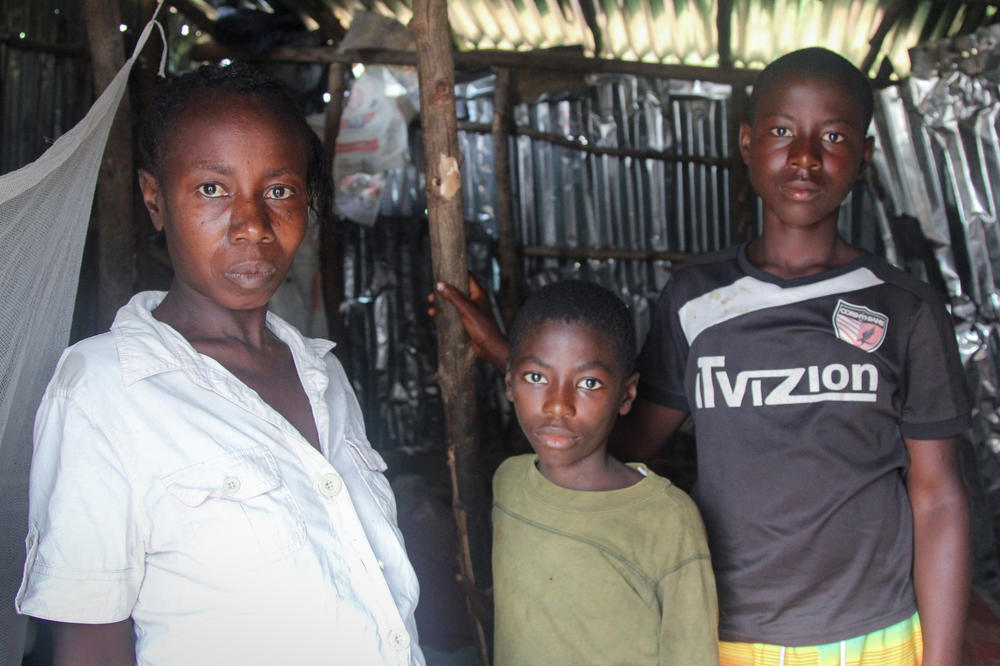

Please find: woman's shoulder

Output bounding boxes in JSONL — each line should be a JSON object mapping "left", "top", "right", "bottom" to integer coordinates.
{"left": 46, "top": 332, "right": 122, "bottom": 395}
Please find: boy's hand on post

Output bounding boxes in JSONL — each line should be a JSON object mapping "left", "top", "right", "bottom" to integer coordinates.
{"left": 428, "top": 274, "right": 510, "bottom": 370}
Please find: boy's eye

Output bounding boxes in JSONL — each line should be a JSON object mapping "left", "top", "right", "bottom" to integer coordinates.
{"left": 769, "top": 127, "right": 791, "bottom": 137}
{"left": 197, "top": 183, "right": 227, "bottom": 198}
{"left": 577, "top": 377, "right": 603, "bottom": 390}
{"left": 522, "top": 372, "right": 547, "bottom": 385}
{"left": 265, "top": 185, "right": 294, "bottom": 200}
{"left": 824, "top": 132, "right": 845, "bottom": 144}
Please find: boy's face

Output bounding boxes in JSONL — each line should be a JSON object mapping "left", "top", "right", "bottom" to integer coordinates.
{"left": 739, "top": 74, "right": 874, "bottom": 232}
{"left": 505, "top": 320, "right": 638, "bottom": 474}
{"left": 139, "top": 95, "right": 309, "bottom": 313}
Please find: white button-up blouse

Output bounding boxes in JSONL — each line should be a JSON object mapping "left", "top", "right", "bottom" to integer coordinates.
{"left": 17, "top": 291, "right": 425, "bottom": 666}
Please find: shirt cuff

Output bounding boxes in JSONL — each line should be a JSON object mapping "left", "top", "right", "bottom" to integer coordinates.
{"left": 899, "top": 413, "right": 971, "bottom": 440}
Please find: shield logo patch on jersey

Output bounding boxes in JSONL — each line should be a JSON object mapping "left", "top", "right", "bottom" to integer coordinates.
{"left": 832, "top": 299, "right": 888, "bottom": 352}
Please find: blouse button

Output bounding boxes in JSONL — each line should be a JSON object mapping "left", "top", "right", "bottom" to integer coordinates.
{"left": 319, "top": 473, "right": 343, "bottom": 497}
{"left": 389, "top": 629, "right": 410, "bottom": 650}
{"left": 222, "top": 476, "right": 241, "bottom": 494}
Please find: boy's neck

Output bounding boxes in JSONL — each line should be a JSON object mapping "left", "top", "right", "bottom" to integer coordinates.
{"left": 536, "top": 451, "right": 644, "bottom": 492}
{"left": 747, "top": 226, "right": 860, "bottom": 281}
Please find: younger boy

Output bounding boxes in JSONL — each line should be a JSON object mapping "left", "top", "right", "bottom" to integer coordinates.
{"left": 492, "top": 280, "right": 718, "bottom": 665}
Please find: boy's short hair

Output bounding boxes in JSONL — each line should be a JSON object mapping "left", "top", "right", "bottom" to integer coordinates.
{"left": 748, "top": 47, "right": 873, "bottom": 130}
{"left": 138, "top": 62, "right": 331, "bottom": 224}
{"left": 508, "top": 280, "right": 636, "bottom": 376}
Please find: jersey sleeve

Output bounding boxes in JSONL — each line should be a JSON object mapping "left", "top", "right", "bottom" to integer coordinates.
{"left": 637, "top": 281, "right": 690, "bottom": 412}
{"left": 16, "top": 392, "right": 146, "bottom": 623}
{"left": 898, "top": 298, "right": 971, "bottom": 439}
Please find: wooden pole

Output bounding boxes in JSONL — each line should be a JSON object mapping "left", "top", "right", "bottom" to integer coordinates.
{"left": 83, "top": 0, "right": 134, "bottom": 331}
{"left": 321, "top": 62, "right": 349, "bottom": 357}
{"left": 491, "top": 68, "right": 520, "bottom": 331}
{"left": 410, "top": 0, "right": 491, "bottom": 663}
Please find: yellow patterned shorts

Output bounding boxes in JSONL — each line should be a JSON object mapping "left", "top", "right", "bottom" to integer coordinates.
{"left": 719, "top": 612, "right": 922, "bottom": 666}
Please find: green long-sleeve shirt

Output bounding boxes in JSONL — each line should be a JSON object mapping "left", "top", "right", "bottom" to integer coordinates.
{"left": 492, "top": 454, "right": 719, "bottom": 665}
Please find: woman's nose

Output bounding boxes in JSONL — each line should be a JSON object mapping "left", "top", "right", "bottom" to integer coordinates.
{"left": 229, "top": 196, "right": 275, "bottom": 243}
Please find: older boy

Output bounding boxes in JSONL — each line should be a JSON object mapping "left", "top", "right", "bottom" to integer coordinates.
{"left": 493, "top": 280, "right": 718, "bottom": 665}
{"left": 436, "top": 48, "right": 971, "bottom": 665}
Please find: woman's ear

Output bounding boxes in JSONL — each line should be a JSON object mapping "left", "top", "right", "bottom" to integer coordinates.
{"left": 504, "top": 370, "right": 514, "bottom": 403}
{"left": 138, "top": 170, "right": 165, "bottom": 231}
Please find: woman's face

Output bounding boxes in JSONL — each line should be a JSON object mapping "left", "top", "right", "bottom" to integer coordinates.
{"left": 139, "top": 94, "right": 309, "bottom": 313}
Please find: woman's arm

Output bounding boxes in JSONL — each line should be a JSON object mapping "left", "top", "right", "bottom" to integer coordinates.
{"left": 905, "top": 436, "right": 970, "bottom": 666}
{"left": 51, "top": 619, "right": 135, "bottom": 666}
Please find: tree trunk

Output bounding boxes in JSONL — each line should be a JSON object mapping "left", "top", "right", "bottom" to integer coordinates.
{"left": 492, "top": 67, "right": 520, "bottom": 331}
{"left": 83, "top": 0, "right": 134, "bottom": 331}
{"left": 410, "top": 1, "right": 491, "bottom": 663}
{"left": 321, "top": 62, "right": 348, "bottom": 357}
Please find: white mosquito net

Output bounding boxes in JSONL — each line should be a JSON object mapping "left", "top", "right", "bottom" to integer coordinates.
{"left": 0, "top": 11, "right": 163, "bottom": 662}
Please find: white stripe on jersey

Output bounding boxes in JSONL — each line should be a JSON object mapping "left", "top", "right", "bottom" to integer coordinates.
{"left": 677, "top": 267, "right": 885, "bottom": 345}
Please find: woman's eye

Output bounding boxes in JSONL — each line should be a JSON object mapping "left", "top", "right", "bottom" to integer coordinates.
{"left": 825, "top": 132, "right": 845, "bottom": 144}
{"left": 265, "top": 185, "right": 293, "bottom": 200}
{"left": 197, "top": 183, "right": 226, "bottom": 198}
{"left": 523, "top": 372, "right": 546, "bottom": 385}
{"left": 578, "top": 377, "right": 603, "bottom": 390}
{"left": 769, "top": 127, "right": 791, "bottom": 137}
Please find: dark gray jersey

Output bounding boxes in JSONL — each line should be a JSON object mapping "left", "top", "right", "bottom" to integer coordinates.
{"left": 638, "top": 243, "right": 970, "bottom": 646}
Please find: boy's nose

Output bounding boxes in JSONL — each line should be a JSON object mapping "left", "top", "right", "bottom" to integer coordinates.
{"left": 788, "top": 136, "right": 821, "bottom": 170}
{"left": 229, "top": 196, "right": 276, "bottom": 243}
{"left": 543, "top": 384, "right": 576, "bottom": 418}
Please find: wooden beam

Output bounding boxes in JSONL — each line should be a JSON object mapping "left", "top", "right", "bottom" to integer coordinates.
{"left": 83, "top": 0, "right": 135, "bottom": 330}
{"left": 166, "top": 0, "right": 217, "bottom": 37}
{"left": 321, "top": 62, "right": 349, "bottom": 357}
{"left": 717, "top": 0, "right": 733, "bottom": 68}
{"left": 289, "top": 0, "right": 347, "bottom": 42}
{"left": 491, "top": 67, "right": 520, "bottom": 331}
{"left": 0, "top": 38, "right": 87, "bottom": 56}
{"left": 520, "top": 245, "right": 691, "bottom": 264}
{"left": 410, "top": 0, "right": 491, "bottom": 662}
{"left": 861, "top": 0, "right": 904, "bottom": 75}
{"left": 188, "top": 42, "right": 761, "bottom": 86}
{"left": 457, "top": 120, "right": 734, "bottom": 167}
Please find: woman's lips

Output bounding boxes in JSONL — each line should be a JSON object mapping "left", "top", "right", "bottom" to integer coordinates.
{"left": 225, "top": 261, "right": 277, "bottom": 287}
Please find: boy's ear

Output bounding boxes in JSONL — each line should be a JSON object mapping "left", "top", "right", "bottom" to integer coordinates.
{"left": 138, "top": 169, "right": 165, "bottom": 231}
{"left": 738, "top": 122, "right": 753, "bottom": 166}
{"left": 859, "top": 135, "right": 875, "bottom": 176}
{"left": 504, "top": 370, "right": 514, "bottom": 402}
{"left": 619, "top": 372, "right": 639, "bottom": 416}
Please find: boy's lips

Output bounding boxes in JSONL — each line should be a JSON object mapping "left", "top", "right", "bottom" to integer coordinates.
{"left": 534, "top": 426, "right": 577, "bottom": 448}
{"left": 779, "top": 181, "right": 822, "bottom": 201}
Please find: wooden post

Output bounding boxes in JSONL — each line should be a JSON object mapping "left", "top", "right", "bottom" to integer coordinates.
{"left": 83, "top": 0, "right": 134, "bottom": 330}
{"left": 491, "top": 67, "right": 520, "bottom": 331}
{"left": 321, "top": 62, "right": 349, "bottom": 356}
{"left": 729, "top": 83, "right": 751, "bottom": 244}
{"left": 410, "top": 0, "right": 491, "bottom": 663}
